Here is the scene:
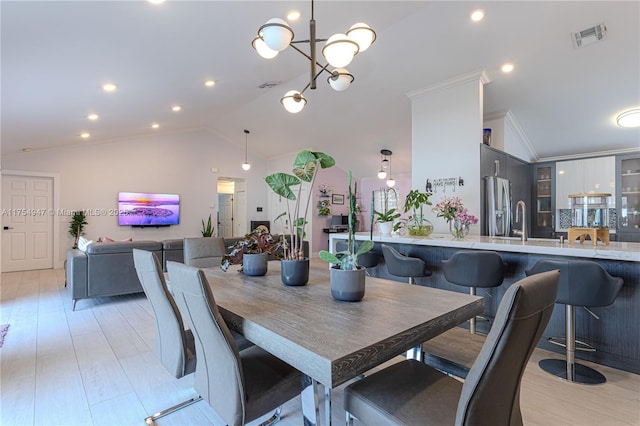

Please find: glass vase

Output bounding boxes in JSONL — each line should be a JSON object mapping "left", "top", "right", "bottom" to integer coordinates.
{"left": 449, "top": 219, "right": 470, "bottom": 239}
{"left": 407, "top": 217, "right": 434, "bottom": 237}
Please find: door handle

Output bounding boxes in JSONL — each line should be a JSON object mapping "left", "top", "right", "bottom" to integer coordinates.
{"left": 3, "top": 226, "right": 14, "bottom": 230}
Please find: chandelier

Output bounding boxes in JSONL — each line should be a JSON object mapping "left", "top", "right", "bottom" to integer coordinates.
{"left": 252, "top": 0, "right": 376, "bottom": 113}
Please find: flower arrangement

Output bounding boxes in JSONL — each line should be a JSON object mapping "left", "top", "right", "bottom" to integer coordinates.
{"left": 433, "top": 196, "right": 464, "bottom": 223}
{"left": 318, "top": 199, "right": 331, "bottom": 216}
{"left": 433, "top": 196, "right": 478, "bottom": 238}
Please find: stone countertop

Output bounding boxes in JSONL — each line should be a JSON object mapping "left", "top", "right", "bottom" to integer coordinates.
{"left": 329, "top": 232, "right": 640, "bottom": 262}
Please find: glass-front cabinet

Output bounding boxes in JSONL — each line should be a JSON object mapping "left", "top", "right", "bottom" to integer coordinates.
{"left": 617, "top": 153, "right": 640, "bottom": 242}
{"left": 532, "top": 162, "right": 555, "bottom": 238}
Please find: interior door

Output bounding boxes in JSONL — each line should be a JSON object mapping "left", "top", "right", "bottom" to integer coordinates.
{"left": 2, "top": 175, "right": 54, "bottom": 271}
{"left": 217, "top": 194, "right": 233, "bottom": 238}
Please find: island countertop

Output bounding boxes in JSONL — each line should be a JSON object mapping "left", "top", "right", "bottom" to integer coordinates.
{"left": 330, "top": 232, "right": 640, "bottom": 263}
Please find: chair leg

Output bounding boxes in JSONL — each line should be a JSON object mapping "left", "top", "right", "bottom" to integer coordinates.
{"left": 260, "top": 406, "right": 283, "bottom": 426}
{"left": 346, "top": 411, "right": 354, "bottom": 426}
{"left": 144, "top": 395, "right": 202, "bottom": 425}
{"left": 469, "top": 287, "right": 477, "bottom": 334}
{"left": 538, "top": 304, "right": 607, "bottom": 385}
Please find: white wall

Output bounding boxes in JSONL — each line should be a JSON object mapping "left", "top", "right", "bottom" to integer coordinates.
{"left": 409, "top": 70, "right": 488, "bottom": 234}
{"left": 1, "top": 129, "right": 269, "bottom": 267}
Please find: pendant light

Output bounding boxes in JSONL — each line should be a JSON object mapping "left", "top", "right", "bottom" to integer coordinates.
{"left": 386, "top": 150, "right": 395, "bottom": 187}
{"left": 242, "top": 129, "right": 251, "bottom": 171}
{"left": 378, "top": 149, "right": 391, "bottom": 179}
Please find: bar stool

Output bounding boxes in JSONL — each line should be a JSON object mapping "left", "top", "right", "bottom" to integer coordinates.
{"left": 381, "top": 244, "right": 431, "bottom": 284}
{"left": 441, "top": 250, "right": 505, "bottom": 334}
{"left": 381, "top": 244, "right": 431, "bottom": 361}
{"left": 526, "top": 259, "right": 623, "bottom": 384}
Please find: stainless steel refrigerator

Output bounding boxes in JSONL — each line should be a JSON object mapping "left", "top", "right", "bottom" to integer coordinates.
{"left": 485, "top": 176, "right": 511, "bottom": 237}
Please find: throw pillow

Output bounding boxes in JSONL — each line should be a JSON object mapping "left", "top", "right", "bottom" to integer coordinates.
{"left": 77, "top": 236, "right": 93, "bottom": 252}
{"left": 102, "top": 237, "right": 133, "bottom": 243}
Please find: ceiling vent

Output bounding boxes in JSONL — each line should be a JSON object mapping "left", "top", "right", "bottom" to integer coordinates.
{"left": 258, "top": 81, "right": 280, "bottom": 89}
{"left": 572, "top": 23, "right": 607, "bottom": 48}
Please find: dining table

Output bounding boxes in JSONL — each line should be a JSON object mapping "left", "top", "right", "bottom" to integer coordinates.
{"left": 203, "top": 258, "right": 483, "bottom": 425}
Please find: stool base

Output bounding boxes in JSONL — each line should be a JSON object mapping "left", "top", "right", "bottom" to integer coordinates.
{"left": 539, "top": 358, "right": 606, "bottom": 385}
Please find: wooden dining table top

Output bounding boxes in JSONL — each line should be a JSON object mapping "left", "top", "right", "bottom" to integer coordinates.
{"left": 203, "top": 258, "right": 484, "bottom": 388}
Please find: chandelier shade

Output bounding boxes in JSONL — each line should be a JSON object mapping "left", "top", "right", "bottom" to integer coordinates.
{"left": 322, "top": 34, "right": 359, "bottom": 68}
{"left": 328, "top": 68, "right": 354, "bottom": 91}
{"left": 346, "top": 23, "right": 377, "bottom": 52}
{"left": 281, "top": 90, "right": 307, "bottom": 113}
{"left": 252, "top": 37, "right": 279, "bottom": 59}
{"left": 253, "top": 0, "right": 375, "bottom": 113}
{"left": 259, "top": 18, "right": 294, "bottom": 51}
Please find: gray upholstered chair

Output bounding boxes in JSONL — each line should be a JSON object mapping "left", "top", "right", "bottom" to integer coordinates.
{"left": 166, "top": 261, "right": 302, "bottom": 426}
{"left": 132, "top": 249, "right": 201, "bottom": 424}
{"left": 526, "top": 259, "right": 624, "bottom": 384}
{"left": 183, "top": 237, "right": 227, "bottom": 268}
{"left": 344, "top": 269, "right": 560, "bottom": 426}
{"left": 442, "top": 250, "right": 506, "bottom": 334}
{"left": 381, "top": 244, "right": 431, "bottom": 284}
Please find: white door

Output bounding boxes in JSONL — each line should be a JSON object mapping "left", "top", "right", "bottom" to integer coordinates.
{"left": 217, "top": 194, "right": 233, "bottom": 238}
{"left": 2, "top": 175, "right": 54, "bottom": 271}
{"left": 234, "top": 190, "right": 247, "bottom": 236}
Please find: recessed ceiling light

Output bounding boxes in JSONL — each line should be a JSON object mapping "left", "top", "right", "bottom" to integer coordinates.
{"left": 204, "top": 80, "right": 215, "bottom": 87}
{"left": 617, "top": 108, "right": 640, "bottom": 128}
{"left": 102, "top": 83, "right": 117, "bottom": 92}
{"left": 147, "top": 0, "right": 165, "bottom": 4}
{"left": 22, "top": 147, "right": 32, "bottom": 152}
{"left": 80, "top": 132, "right": 90, "bottom": 139}
{"left": 470, "top": 9, "right": 485, "bottom": 22}
{"left": 171, "top": 105, "right": 181, "bottom": 112}
{"left": 501, "top": 63, "right": 515, "bottom": 73}
{"left": 87, "top": 113, "right": 99, "bottom": 120}
{"left": 287, "top": 10, "right": 301, "bottom": 21}
{"left": 151, "top": 123, "right": 160, "bottom": 129}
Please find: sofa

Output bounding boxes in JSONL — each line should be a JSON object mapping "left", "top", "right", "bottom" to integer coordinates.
{"left": 66, "top": 240, "right": 163, "bottom": 311}
{"left": 66, "top": 235, "right": 309, "bottom": 310}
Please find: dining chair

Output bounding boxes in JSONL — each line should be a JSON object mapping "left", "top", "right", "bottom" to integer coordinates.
{"left": 344, "top": 269, "right": 560, "bottom": 426}
{"left": 132, "top": 249, "right": 201, "bottom": 424}
{"left": 166, "top": 260, "right": 302, "bottom": 426}
{"left": 183, "top": 237, "right": 227, "bottom": 268}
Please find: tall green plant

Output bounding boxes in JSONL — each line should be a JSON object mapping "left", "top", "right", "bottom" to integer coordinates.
{"left": 68, "top": 210, "right": 88, "bottom": 249}
{"left": 265, "top": 150, "right": 335, "bottom": 260}
{"left": 319, "top": 171, "right": 373, "bottom": 270}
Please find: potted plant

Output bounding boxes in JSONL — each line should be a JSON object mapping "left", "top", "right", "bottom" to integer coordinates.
{"left": 201, "top": 214, "right": 214, "bottom": 237}
{"left": 220, "top": 228, "right": 283, "bottom": 276}
{"left": 373, "top": 188, "right": 400, "bottom": 235}
{"left": 403, "top": 189, "right": 434, "bottom": 236}
{"left": 319, "top": 171, "right": 374, "bottom": 301}
{"left": 69, "top": 210, "right": 88, "bottom": 249}
{"left": 265, "top": 150, "right": 335, "bottom": 285}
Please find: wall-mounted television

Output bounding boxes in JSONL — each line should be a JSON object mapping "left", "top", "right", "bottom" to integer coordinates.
{"left": 118, "top": 192, "right": 180, "bottom": 227}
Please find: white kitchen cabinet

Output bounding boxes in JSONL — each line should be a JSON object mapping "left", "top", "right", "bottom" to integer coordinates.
{"left": 555, "top": 156, "right": 616, "bottom": 210}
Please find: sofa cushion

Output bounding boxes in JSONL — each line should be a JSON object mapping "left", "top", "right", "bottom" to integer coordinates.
{"left": 86, "top": 240, "right": 162, "bottom": 255}
{"left": 162, "top": 239, "right": 184, "bottom": 250}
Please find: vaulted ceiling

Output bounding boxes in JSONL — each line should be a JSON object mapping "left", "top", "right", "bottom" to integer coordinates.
{"left": 2, "top": 1, "right": 639, "bottom": 179}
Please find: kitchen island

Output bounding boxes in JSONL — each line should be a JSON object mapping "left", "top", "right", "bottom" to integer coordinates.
{"left": 329, "top": 232, "right": 640, "bottom": 374}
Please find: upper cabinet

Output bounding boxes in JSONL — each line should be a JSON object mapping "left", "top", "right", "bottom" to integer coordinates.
{"left": 617, "top": 153, "right": 640, "bottom": 242}
{"left": 555, "top": 157, "right": 616, "bottom": 210}
{"left": 532, "top": 162, "right": 555, "bottom": 238}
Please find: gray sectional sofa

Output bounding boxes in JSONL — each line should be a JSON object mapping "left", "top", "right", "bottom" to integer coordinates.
{"left": 66, "top": 235, "right": 309, "bottom": 311}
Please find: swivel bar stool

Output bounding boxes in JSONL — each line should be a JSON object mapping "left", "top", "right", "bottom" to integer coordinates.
{"left": 381, "top": 244, "right": 430, "bottom": 360}
{"left": 441, "top": 250, "right": 506, "bottom": 334}
{"left": 381, "top": 244, "right": 431, "bottom": 284}
{"left": 526, "top": 259, "right": 623, "bottom": 384}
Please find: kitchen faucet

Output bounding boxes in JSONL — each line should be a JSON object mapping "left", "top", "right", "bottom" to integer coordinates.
{"left": 513, "top": 200, "right": 528, "bottom": 242}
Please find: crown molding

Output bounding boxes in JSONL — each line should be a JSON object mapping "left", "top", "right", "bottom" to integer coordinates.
{"left": 407, "top": 68, "right": 492, "bottom": 100}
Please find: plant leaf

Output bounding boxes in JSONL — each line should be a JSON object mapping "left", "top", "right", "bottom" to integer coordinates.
{"left": 314, "top": 152, "right": 336, "bottom": 169}
{"left": 265, "top": 173, "right": 300, "bottom": 200}
{"left": 292, "top": 150, "right": 318, "bottom": 182}
{"left": 356, "top": 240, "right": 374, "bottom": 255}
{"left": 319, "top": 250, "right": 340, "bottom": 264}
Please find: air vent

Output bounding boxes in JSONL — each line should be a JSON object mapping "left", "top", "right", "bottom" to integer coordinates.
{"left": 572, "top": 23, "right": 607, "bottom": 48}
{"left": 258, "top": 81, "right": 280, "bottom": 89}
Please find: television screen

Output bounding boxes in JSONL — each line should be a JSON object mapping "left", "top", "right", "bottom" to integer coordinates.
{"left": 118, "top": 192, "right": 180, "bottom": 226}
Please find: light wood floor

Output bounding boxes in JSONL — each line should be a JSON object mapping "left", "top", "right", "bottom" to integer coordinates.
{"left": 1, "top": 268, "right": 639, "bottom": 426}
